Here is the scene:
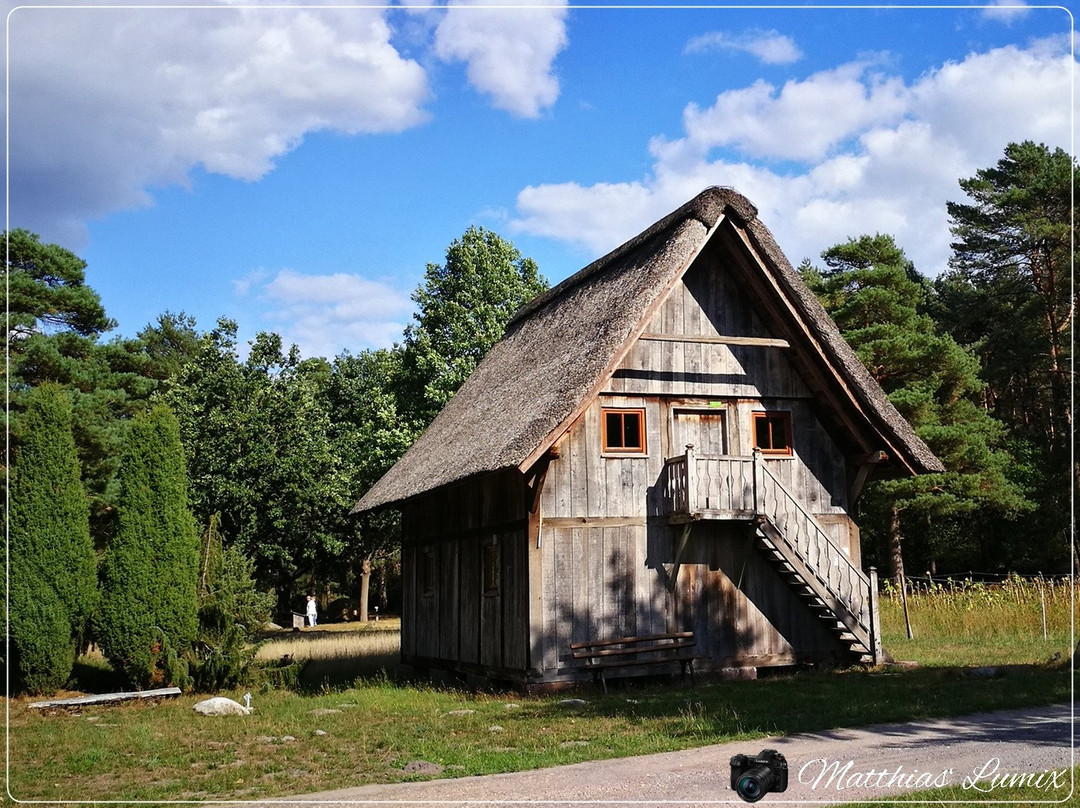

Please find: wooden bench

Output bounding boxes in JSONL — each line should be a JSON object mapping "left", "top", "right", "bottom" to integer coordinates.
{"left": 570, "top": 631, "right": 702, "bottom": 693}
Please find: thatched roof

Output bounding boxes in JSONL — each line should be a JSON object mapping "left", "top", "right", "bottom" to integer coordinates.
{"left": 354, "top": 187, "right": 942, "bottom": 513}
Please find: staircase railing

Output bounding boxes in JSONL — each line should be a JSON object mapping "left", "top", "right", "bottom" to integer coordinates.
{"left": 752, "top": 449, "right": 879, "bottom": 659}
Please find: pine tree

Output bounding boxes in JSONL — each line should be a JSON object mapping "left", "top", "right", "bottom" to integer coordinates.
{"left": 944, "top": 141, "right": 1075, "bottom": 454}
{"left": 97, "top": 404, "right": 199, "bottom": 687}
{"left": 6, "top": 383, "right": 96, "bottom": 692}
{"left": 805, "top": 235, "right": 1030, "bottom": 579}
{"left": 938, "top": 141, "right": 1076, "bottom": 571}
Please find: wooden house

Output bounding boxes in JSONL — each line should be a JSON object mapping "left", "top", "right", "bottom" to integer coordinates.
{"left": 353, "top": 187, "right": 942, "bottom": 689}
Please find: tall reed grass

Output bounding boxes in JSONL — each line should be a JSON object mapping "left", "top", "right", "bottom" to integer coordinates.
{"left": 879, "top": 574, "right": 1074, "bottom": 666}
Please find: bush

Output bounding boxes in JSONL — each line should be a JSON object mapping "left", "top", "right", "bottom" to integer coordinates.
{"left": 190, "top": 515, "right": 274, "bottom": 691}
{"left": 8, "top": 573, "right": 75, "bottom": 695}
{"left": 97, "top": 405, "right": 199, "bottom": 687}
{"left": 6, "top": 384, "right": 97, "bottom": 693}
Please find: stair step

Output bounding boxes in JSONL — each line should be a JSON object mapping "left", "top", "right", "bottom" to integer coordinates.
{"left": 756, "top": 520, "right": 877, "bottom": 666}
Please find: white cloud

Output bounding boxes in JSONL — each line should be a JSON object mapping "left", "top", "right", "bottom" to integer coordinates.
{"left": 433, "top": 0, "right": 569, "bottom": 118}
{"left": 239, "top": 268, "right": 414, "bottom": 358}
{"left": 511, "top": 37, "right": 1076, "bottom": 277}
{"left": 654, "top": 60, "right": 910, "bottom": 164}
{"left": 6, "top": 5, "right": 431, "bottom": 245}
{"left": 983, "top": 0, "right": 1031, "bottom": 23}
{"left": 685, "top": 29, "right": 802, "bottom": 65}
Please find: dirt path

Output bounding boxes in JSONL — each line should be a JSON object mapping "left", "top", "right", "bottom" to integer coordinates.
{"left": 236, "top": 703, "right": 1071, "bottom": 806}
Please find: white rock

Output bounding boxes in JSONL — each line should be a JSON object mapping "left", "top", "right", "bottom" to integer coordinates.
{"left": 192, "top": 697, "right": 251, "bottom": 716}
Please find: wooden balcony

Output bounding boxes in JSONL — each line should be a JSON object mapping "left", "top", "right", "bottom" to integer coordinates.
{"left": 662, "top": 450, "right": 758, "bottom": 522}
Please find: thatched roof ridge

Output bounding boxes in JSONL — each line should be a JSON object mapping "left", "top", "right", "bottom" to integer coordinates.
{"left": 354, "top": 186, "right": 941, "bottom": 514}
{"left": 507, "top": 187, "right": 756, "bottom": 333}
{"left": 355, "top": 204, "right": 715, "bottom": 512}
{"left": 735, "top": 212, "right": 944, "bottom": 475}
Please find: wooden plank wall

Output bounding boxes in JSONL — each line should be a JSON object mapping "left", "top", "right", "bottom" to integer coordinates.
{"left": 539, "top": 524, "right": 669, "bottom": 673}
{"left": 531, "top": 244, "right": 859, "bottom": 676}
{"left": 542, "top": 395, "right": 664, "bottom": 520}
{"left": 671, "top": 522, "right": 842, "bottom": 662}
{"left": 400, "top": 471, "right": 529, "bottom": 673}
{"left": 538, "top": 521, "right": 843, "bottom": 675}
{"left": 607, "top": 248, "right": 811, "bottom": 401}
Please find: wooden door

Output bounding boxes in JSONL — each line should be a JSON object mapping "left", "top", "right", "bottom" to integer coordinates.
{"left": 672, "top": 409, "right": 726, "bottom": 456}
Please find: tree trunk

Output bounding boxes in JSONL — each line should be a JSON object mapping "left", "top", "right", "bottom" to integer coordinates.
{"left": 377, "top": 562, "right": 389, "bottom": 612}
{"left": 889, "top": 505, "right": 914, "bottom": 640}
{"left": 275, "top": 582, "right": 293, "bottom": 623}
{"left": 356, "top": 557, "right": 372, "bottom": 623}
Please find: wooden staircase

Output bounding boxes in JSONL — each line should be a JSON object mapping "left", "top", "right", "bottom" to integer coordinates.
{"left": 754, "top": 518, "right": 877, "bottom": 663}
{"left": 664, "top": 446, "right": 883, "bottom": 665}
{"left": 751, "top": 453, "right": 882, "bottom": 664}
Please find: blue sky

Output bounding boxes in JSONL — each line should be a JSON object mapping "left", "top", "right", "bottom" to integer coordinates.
{"left": 5, "top": 1, "right": 1075, "bottom": 359}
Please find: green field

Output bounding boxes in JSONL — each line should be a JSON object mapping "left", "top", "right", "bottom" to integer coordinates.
{"left": 7, "top": 578, "right": 1073, "bottom": 803}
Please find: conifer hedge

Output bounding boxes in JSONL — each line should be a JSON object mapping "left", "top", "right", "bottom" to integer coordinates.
{"left": 97, "top": 404, "right": 199, "bottom": 687}
{"left": 7, "top": 384, "right": 97, "bottom": 693}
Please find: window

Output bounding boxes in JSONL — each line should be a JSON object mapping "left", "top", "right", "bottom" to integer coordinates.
{"left": 753, "top": 411, "right": 792, "bottom": 456}
{"left": 482, "top": 543, "right": 500, "bottom": 595}
{"left": 602, "top": 407, "right": 646, "bottom": 453}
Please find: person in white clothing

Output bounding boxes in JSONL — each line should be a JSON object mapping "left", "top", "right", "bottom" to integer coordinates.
{"left": 305, "top": 595, "right": 318, "bottom": 627}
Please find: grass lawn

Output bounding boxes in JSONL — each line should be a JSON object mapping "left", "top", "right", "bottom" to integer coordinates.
{"left": 6, "top": 580, "right": 1073, "bottom": 803}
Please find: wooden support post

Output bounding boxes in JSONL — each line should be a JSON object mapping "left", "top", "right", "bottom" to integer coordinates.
{"left": 752, "top": 447, "right": 764, "bottom": 516}
{"left": 684, "top": 444, "right": 696, "bottom": 514}
{"left": 868, "top": 566, "right": 884, "bottom": 665}
{"left": 667, "top": 523, "right": 694, "bottom": 592}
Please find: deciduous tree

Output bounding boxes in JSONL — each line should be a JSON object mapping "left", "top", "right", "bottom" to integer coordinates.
{"left": 402, "top": 226, "right": 548, "bottom": 425}
{"left": 324, "top": 348, "right": 416, "bottom": 620}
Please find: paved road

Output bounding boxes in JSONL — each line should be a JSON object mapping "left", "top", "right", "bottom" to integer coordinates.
{"left": 235, "top": 704, "right": 1072, "bottom": 806}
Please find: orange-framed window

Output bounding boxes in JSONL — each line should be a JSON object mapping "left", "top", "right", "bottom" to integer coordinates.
{"left": 752, "top": 411, "right": 792, "bottom": 456}
{"left": 602, "top": 407, "right": 646, "bottom": 454}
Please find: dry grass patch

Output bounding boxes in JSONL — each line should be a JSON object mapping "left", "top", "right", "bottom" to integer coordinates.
{"left": 256, "top": 625, "right": 401, "bottom": 689}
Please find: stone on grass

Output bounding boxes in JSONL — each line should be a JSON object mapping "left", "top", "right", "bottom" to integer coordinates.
{"left": 308, "top": 708, "right": 342, "bottom": 716}
{"left": 558, "top": 698, "right": 588, "bottom": 707}
{"left": 193, "top": 697, "right": 251, "bottom": 716}
{"left": 445, "top": 709, "right": 475, "bottom": 716}
{"left": 489, "top": 725, "right": 504, "bottom": 733}
{"left": 403, "top": 760, "right": 444, "bottom": 775}
{"left": 313, "top": 729, "right": 327, "bottom": 737}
